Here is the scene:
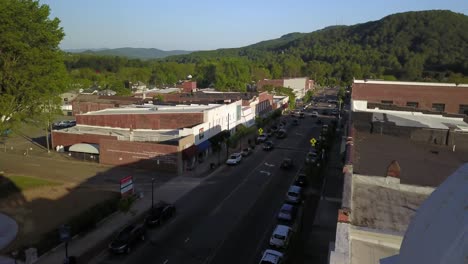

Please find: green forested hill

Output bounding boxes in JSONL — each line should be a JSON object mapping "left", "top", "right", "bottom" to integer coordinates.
{"left": 79, "top": 47, "right": 192, "bottom": 59}
{"left": 65, "top": 10, "right": 468, "bottom": 93}
{"left": 166, "top": 10, "right": 468, "bottom": 85}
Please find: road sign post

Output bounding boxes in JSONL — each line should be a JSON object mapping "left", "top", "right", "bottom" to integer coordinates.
{"left": 310, "top": 138, "right": 317, "bottom": 147}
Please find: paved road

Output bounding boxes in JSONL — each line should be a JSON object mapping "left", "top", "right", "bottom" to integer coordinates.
{"left": 91, "top": 114, "right": 323, "bottom": 264}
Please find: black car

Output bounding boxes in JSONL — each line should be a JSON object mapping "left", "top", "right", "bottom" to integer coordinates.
{"left": 263, "top": 141, "right": 274, "bottom": 151}
{"left": 299, "top": 112, "right": 305, "bottom": 118}
{"left": 145, "top": 202, "right": 176, "bottom": 227}
{"left": 294, "top": 174, "right": 308, "bottom": 187}
{"left": 109, "top": 223, "right": 146, "bottom": 254}
{"left": 280, "top": 158, "right": 293, "bottom": 169}
{"left": 276, "top": 130, "right": 287, "bottom": 139}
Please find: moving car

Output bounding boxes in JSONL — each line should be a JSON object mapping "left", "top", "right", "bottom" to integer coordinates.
{"left": 109, "top": 223, "right": 146, "bottom": 254}
{"left": 285, "top": 185, "right": 302, "bottom": 204}
{"left": 263, "top": 141, "right": 274, "bottom": 151}
{"left": 276, "top": 129, "right": 287, "bottom": 139}
{"left": 259, "top": 249, "right": 284, "bottom": 264}
{"left": 280, "top": 158, "right": 293, "bottom": 169}
{"left": 226, "top": 153, "right": 242, "bottom": 165}
{"left": 277, "top": 203, "right": 297, "bottom": 222}
{"left": 145, "top": 202, "right": 176, "bottom": 227}
{"left": 269, "top": 224, "right": 293, "bottom": 249}
{"left": 241, "top": 147, "right": 252, "bottom": 157}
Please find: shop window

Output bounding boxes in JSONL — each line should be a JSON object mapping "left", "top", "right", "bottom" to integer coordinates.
{"left": 381, "top": 100, "right": 393, "bottom": 105}
{"left": 406, "top": 102, "right": 419, "bottom": 108}
{"left": 459, "top": 104, "right": 468, "bottom": 115}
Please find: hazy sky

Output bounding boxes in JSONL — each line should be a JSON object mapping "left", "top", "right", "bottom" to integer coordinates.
{"left": 39, "top": 0, "right": 468, "bottom": 51}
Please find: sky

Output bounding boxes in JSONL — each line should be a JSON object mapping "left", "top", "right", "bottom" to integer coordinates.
{"left": 39, "top": 0, "right": 468, "bottom": 51}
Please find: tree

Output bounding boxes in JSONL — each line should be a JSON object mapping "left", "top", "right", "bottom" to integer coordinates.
{"left": 0, "top": 0, "right": 67, "bottom": 132}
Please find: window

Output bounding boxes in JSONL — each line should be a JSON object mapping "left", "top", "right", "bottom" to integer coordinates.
{"left": 432, "top": 103, "right": 445, "bottom": 112}
{"left": 406, "top": 102, "right": 419, "bottom": 108}
{"left": 381, "top": 100, "right": 393, "bottom": 105}
{"left": 199, "top": 128, "right": 204, "bottom": 140}
{"left": 459, "top": 105, "right": 468, "bottom": 115}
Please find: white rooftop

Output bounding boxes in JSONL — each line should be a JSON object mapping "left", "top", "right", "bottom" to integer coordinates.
{"left": 81, "top": 104, "right": 222, "bottom": 116}
{"left": 353, "top": 79, "right": 468, "bottom": 88}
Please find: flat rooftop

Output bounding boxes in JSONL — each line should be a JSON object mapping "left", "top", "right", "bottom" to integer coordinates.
{"left": 351, "top": 175, "right": 432, "bottom": 234}
{"left": 353, "top": 129, "right": 468, "bottom": 187}
{"left": 371, "top": 111, "right": 468, "bottom": 131}
{"left": 81, "top": 104, "right": 221, "bottom": 116}
{"left": 350, "top": 239, "right": 399, "bottom": 264}
{"left": 55, "top": 125, "right": 182, "bottom": 144}
{"left": 353, "top": 79, "right": 468, "bottom": 88}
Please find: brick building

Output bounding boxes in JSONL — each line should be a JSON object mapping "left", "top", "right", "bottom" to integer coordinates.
{"left": 352, "top": 80, "right": 468, "bottom": 115}
{"left": 71, "top": 95, "right": 143, "bottom": 115}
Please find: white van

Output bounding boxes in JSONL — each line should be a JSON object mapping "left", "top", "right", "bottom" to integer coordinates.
{"left": 286, "top": 185, "right": 302, "bottom": 204}
{"left": 269, "top": 225, "right": 292, "bottom": 249}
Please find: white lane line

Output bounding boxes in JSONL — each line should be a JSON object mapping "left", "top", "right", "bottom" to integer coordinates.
{"left": 259, "top": 171, "right": 271, "bottom": 176}
{"left": 184, "top": 237, "right": 190, "bottom": 243}
{"left": 264, "top": 162, "right": 275, "bottom": 167}
{"left": 209, "top": 161, "right": 272, "bottom": 216}
{"left": 163, "top": 259, "right": 169, "bottom": 264}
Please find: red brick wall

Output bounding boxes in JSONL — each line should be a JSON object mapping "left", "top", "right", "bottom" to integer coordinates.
{"left": 100, "top": 139, "right": 179, "bottom": 172}
{"left": 51, "top": 131, "right": 117, "bottom": 148}
{"left": 352, "top": 83, "right": 468, "bottom": 114}
{"left": 76, "top": 113, "right": 204, "bottom": 129}
{"left": 181, "top": 81, "right": 197, "bottom": 92}
{"left": 72, "top": 102, "right": 116, "bottom": 116}
{"left": 257, "top": 80, "right": 284, "bottom": 91}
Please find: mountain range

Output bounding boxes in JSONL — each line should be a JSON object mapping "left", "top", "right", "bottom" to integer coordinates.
{"left": 65, "top": 47, "right": 193, "bottom": 59}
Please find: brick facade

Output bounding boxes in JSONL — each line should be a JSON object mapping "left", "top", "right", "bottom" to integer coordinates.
{"left": 76, "top": 113, "right": 204, "bottom": 129}
{"left": 100, "top": 139, "right": 180, "bottom": 172}
{"left": 256, "top": 79, "right": 284, "bottom": 91}
{"left": 352, "top": 81, "right": 468, "bottom": 115}
{"left": 51, "top": 131, "right": 117, "bottom": 148}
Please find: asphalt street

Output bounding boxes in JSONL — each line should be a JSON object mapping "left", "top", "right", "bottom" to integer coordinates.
{"left": 93, "top": 112, "right": 324, "bottom": 264}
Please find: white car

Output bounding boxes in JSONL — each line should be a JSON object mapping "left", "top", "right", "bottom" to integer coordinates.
{"left": 257, "top": 134, "right": 268, "bottom": 143}
{"left": 311, "top": 111, "right": 319, "bottom": 117}
{"left": 259, "top": 249, "right": 284, "bottom": 264}
{"left": 269, "top": 225, "right": 293, "bottom": 249}
{"left": 226, "top": 153, "right": 242, "bottom": 165}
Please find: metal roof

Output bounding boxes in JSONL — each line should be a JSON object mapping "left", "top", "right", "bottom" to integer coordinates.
{"left": 69, "top": 143, "right": 100, "bottom": 154}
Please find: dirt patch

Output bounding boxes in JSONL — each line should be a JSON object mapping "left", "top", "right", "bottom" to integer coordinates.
{"left": 0, "top": 181, "right": 118, "bottom": 252}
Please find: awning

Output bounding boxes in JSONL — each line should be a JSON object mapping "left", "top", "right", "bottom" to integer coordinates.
{"left": 196, "top": 140, "right": 211, "bottom": 152}
{"left": 69, "top": 143, "right": 100, "bottom": 154}
{"left": 182, "top": 145, "right": 197, "bottom": 160}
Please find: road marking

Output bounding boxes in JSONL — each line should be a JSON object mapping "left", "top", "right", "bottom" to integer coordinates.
{"left": 163, "top": 259, "right": 169, "bottom": 264}
{"left": 295, "top": 132, "right": 304, "bottom": 136}
{"left": 264, "top": 162, "right": 275, "bottom": 167}
{"left": 184, "top": 237, "right": 190, "bottom": 243}
{"left": 209, "top": 160, "right": 270, "bottom": 216}
{"left": 259, "top": 170, "right": 271, "bottom": 176}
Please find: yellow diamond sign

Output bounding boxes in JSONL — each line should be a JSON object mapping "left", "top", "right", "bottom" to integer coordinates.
{"left": 310, "top": 138, "right": 317, "bottom": 146}
{"left": 258, "top": 128, "right": 264, "bottom": 135}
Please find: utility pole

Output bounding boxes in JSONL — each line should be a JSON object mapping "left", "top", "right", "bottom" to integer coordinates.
{"left": 151, "top": 177, "right": 155, "bottom": 210}
{"left": 226, "top": 113, "right": 230, "bottom": 159}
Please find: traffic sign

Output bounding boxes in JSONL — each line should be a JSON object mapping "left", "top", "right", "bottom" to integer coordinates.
{"left": 258, "top": 128, "right": 264, "bottom": 135}
{"left": 310, "top": 138, "right": 317, "bottom": 146}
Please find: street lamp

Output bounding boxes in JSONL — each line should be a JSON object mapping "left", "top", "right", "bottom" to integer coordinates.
{"left": 151, "top": 178, "right": 155, "bottom": 210}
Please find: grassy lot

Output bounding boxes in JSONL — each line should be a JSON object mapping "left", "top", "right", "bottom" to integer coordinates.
{"left": 0, "top": 175, "right": 61, "bottom": 199}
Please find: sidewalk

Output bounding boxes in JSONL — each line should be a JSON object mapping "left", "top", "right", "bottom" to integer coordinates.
{"left": 35, "top": 159, "right": 226, "bottom": 264}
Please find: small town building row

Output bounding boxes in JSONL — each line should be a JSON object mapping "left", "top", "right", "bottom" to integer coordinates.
{"left": 53, "top": 91, "right": 287, "bottom": 174}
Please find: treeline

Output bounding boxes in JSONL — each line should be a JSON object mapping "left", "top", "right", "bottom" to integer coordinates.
{"left": 64, "top": 10, "right": 468, "bottom": 95}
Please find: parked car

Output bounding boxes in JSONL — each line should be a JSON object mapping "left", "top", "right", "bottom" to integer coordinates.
{"left": 269, "top": 224, "right": 293, "bottom": 249}
{"left": 294, "top": 174, "right": 308, "bottom": 187}
{"left": 257, "top": 134, "right": 268, "bottom": 143}
{"left": 145, "top": 202, "right": 176, "bottom": 227}
{"left": 286, "top": 185, "right": 302, "bottom": 204}
{"left": 108, "top": 223, "right": 146, "bottom": 254}
{"left": 299, "top": 112, "right": 305, "bottom": 118}
{"left": 305, "top": 151, "right": 318, "bottom": 164}
{"left": 241, "top": 147, "right": 252, "bottom": 157}
{"left": 322, "top": 124, "right": 329, "bottom": 133}
{"left": 331, "top": 109, "right": 338, "bottom": 115}
{"left": 277, "top": 203, "right": 297, "bottom": 222}
{"left": 226, "top": 153, "right": 242, "bottom": 165}
{"left": 259, "top": 249, "right": 284, "bottom": 264}
{"left": 263, "top": 141, "right": 274, "bottom": 151}
{"left": 280, "top": 158, "right": 293, "bottom": 169}
{"left": 53, "top": 120, "right": 76, "bottom": 129}
{"left": 311, "top": 111, "right": 319, "bottom": 118}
